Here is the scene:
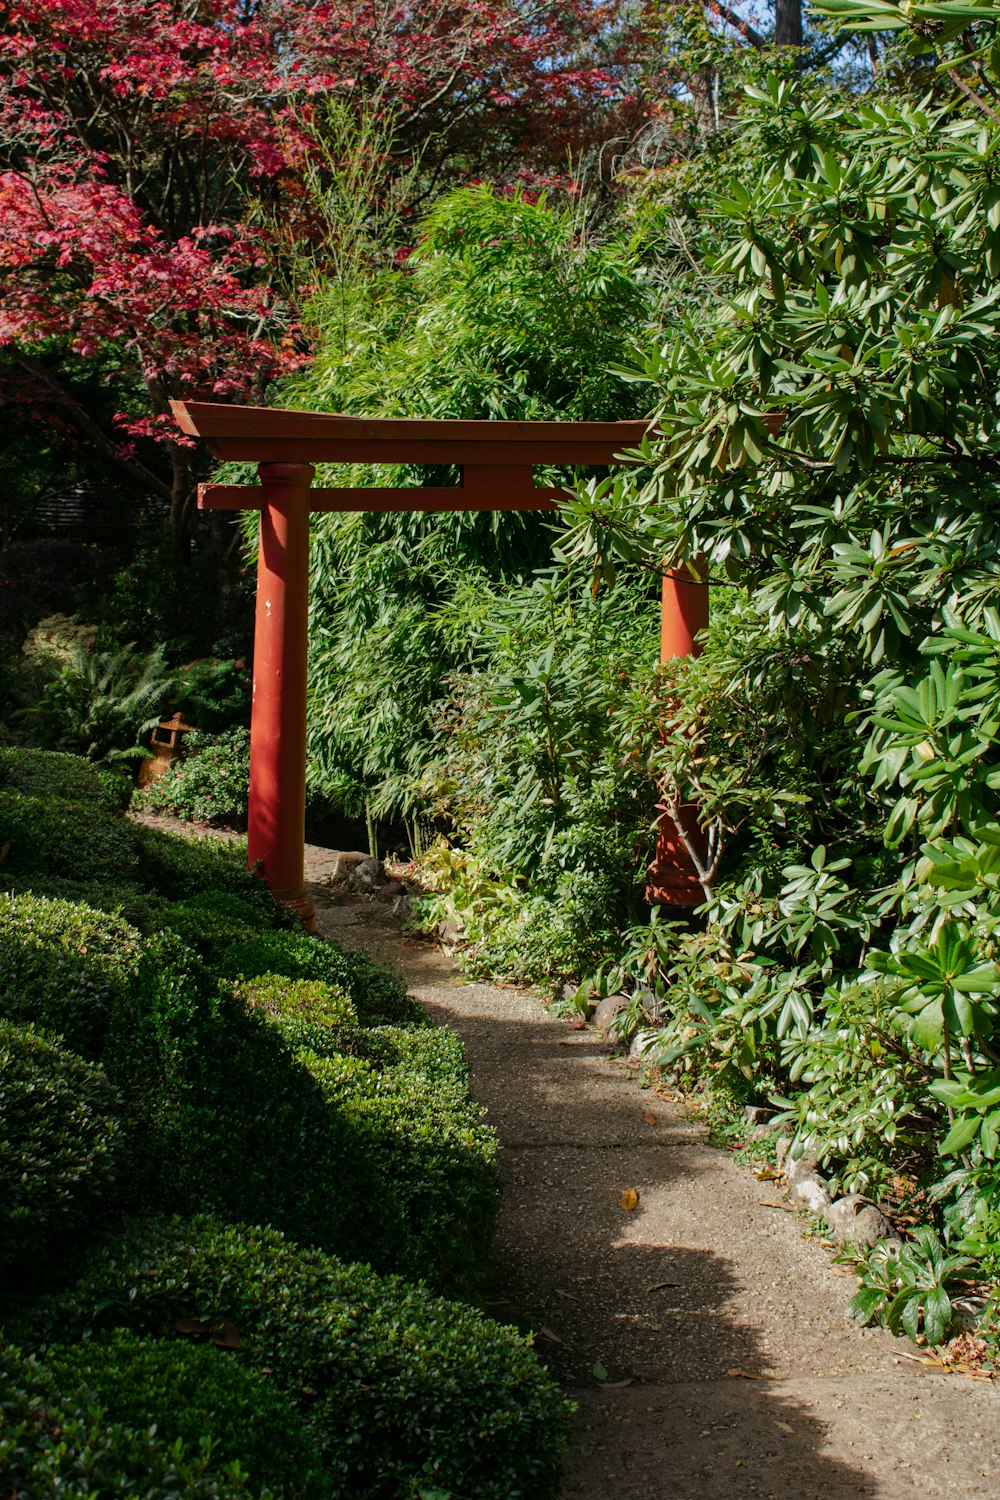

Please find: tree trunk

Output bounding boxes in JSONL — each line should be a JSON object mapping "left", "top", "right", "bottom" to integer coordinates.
{"left": 774, "top": 0, "right": 803, "bottom": 47}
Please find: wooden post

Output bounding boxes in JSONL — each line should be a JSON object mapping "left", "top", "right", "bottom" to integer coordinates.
{"left": 248, "top": 461, "right": 316, "bottom": 930}
{"left": 646, "top": 562, "right": 710, "bottom": 907}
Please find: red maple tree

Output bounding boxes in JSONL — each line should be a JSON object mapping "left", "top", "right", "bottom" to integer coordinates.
{"left": 0, "top": 0, "right": 644, "bottom": 536}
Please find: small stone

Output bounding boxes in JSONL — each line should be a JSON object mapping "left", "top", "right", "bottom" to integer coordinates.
{"left": 628, "top": 1028, "right": 661, "bottom": 1060}
{"left": 436, "top": 917, "right": 464, "bottom": 945}
{"left": 332, "top": 850, "right": 371, "bottom": 880}
{"left": 824, "top": 1194, "right": 893, "bottom": 1249}
{"left": 352, "top": 857, "right": 386, "bottom": 888}
{"left": 789, "top": 1171, "right": 832, "bottom": 1213}
{"left": 743, "top": 1105, "right": 775, "bottom": 1127}
{"left": 591, "top": 994, "right": 629, "bottom": 1033}
{"left": 392, "top": 895, "right": 413, "bottom": 920}
{"left": 378, "top": 880, "right": 405, "bottom": 899}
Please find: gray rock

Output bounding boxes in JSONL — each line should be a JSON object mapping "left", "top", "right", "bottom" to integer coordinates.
{"left": 824, "top": 1194, "right": 893, "bottom": 1249}
{"left": 743, "top": 1105, "right": 775, "bottom": 1128}
{"left": 628, "top": 1028, "right": 661, "bottom": 1060}
{"left": 752, "top": 1121, "right": 782, "bottom": 1141}
{"left": 352, "top": 857, "right": 386, "bottom": 888}
{"left": 377, "top": 880, "right": 406, "bottom": 900}
{"left": 785, "top": 1145, "right": 821, "bottom": 1185}
{"left": 392, "top": 895, "right": 413, "bottom": 920}
{"left": 775, "top": 1135, "right": 793, "bottom": 1173}
{"left": 632, "top": 986, "right": 666, "bottom": 1024}
{"left": 436, "top": 917, "right": 464, "bottom": 945}
{"left": 591, "top": 994, "right": 629, "bottom": 1033}
{"left": 332, "top": 850, "right": 371, "bottom": 880}
{"left": 790, "top": 1171, "right": 833, "bottom": 1213}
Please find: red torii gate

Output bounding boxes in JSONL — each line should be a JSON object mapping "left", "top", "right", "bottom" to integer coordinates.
{"left": 172, "top": 400, "right": 708, "bottom": 928}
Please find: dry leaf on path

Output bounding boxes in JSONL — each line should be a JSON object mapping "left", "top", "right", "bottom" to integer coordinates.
{"left": 726, "top": 1368, "right": 766, "bottom": 1380}
{"left": 537, "top": 1326, "right": 563, "bottom": 1344}
{"left": 598, "top": 1379, "right": 635, "bottom": 1389}
{"left": 758, "top": 1200, "right": 792, "bottom": 1210}
{"left": 646, "top": 1281, "right": 679, "bottom": 1293}
{"left": 620, "top": 1187, "right": 639, "bottom": 1211}
{"left": 555, "top": 1289, "right": 580, "bottom": 1302}
{"left": 755, "top": 1167, "right": 783, "bottom": 1181}
{"left": 643, "top": 1110, "right": 657, "bottom": 1126}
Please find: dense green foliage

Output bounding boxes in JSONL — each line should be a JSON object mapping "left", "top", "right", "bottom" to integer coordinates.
{"left": 0, "top": 1339, "right": 272, "bottom": 1500}
{"left": 137, "top": 728, "right": 251, "bottom": 826}
{"left": 0, "top": 1022, "right": 122, "bottom": 1270}
{"left": 0, "top": 747, "right": 567, "bottom": 1494}
{"left": 17, "top": 1215, "right": 571, "bottom": 1500}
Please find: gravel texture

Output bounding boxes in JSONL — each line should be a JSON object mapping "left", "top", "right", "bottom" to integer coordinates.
{"left": 311, "top": 883, "right": 1000, "bottom": 1500}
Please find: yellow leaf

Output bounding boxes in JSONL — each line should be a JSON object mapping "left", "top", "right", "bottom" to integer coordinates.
{"left": 620, "top": 1187, "right": 639, "bottom": 1211}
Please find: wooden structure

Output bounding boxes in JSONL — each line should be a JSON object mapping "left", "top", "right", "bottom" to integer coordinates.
{"left": 171, "top": 399, "right": 707, "bottom": 927}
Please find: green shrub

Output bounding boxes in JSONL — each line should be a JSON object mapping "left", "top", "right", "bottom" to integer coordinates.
{"left": 136, "top": 728, "right": 251, "bottom": 826}
{"left": 0, "top": 1338, "right": 279, "bottom": 1498}
{"left": 146, "top": 986, "right": 376, "bottom": 1264}
{"left": 131, "top": 823, "right": 268, "bottom": 903}
{"left": 40, "top": 1332, "right": 327, "bottom": 1498}
{"left": 213, "top": 929, "right": 425, "bottom": 1028}
{"left": 23, "top": 1215, "right": 572, "bottom": 1500}
{"left": 0, "top": 1022, "right": 122, "bottom": 1270}
{"left": 0, "top": 787, "right": 142, "bottom": 883}
{"left": 0, "top": 748, "right": 114, "bottom": 806}
{"left": 0, "top": 893, "right": 147, "bottom": 1057}
{"left": 301, "top": 1024, "right": 498, "bottom": 1291}
{"left": 231, "top": 973, "right": 358, "bottom": 1032}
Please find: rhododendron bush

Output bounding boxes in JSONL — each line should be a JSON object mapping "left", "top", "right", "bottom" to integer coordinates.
{"left": 0, "top": 0, "right": 641, "bottom": 534}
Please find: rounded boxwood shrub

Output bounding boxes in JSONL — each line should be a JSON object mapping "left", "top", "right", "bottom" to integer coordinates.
{"left": 0, "top": 1338, "right": 282, "bottom": 1498}
{"left": 24, "top": 1215, "right": 572, "bottom": 1500}
{"left": 0, "top": 747, "right": 114, "bottom": 806}
{"left": 0, "top": 893, "right": 147, "bottom": 1057}
{"left": 0, "top": 786, "right": 142, "bottom": 883}
{"left": 213, "top": 929, "right": 426, "bottom": 1028}
{"left": 299, "top": 1026, "right": 498, "bottom": 1293}
{"left": 40, "top": 1332, "right": 328, "bottom": 1498}
{"left": 230, "top": 973, "right": 358, "bottom": 1030}
{"left": 0, "top": 1022, "right": 122, "bottom": 1270}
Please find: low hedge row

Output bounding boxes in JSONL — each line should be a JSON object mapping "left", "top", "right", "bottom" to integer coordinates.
{"left": 0, "top": 888, "right": 494, "bottom": 1289}
{"left": 0, "top": 1334, "right": 322, "bottom": 1499}
{"left": 17, "top": 1215, "right": 572, "bottom": 1500}
{"left": 0, "top": 1021, "right": 122, "bottom": 1271}
{"left": 0, "top": 749, "right": 570, "bottom": 1499}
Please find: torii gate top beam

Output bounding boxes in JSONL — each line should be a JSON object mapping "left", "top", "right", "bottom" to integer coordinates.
{"left": 172, "top": 400, "right": 649, "bottom": 467}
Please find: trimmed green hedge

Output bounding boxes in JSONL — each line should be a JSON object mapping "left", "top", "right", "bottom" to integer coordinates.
{"left": 0, "top": 748, "right": 114, "bottom": 806}
{"left": 39, "top": 1332, "right": 327, "bottom": 1498}
{"left": 213, "top": 929, "right": 426, "bottom": 1028}
{"left": 299, "top": 1023, "right": 498, "bottom": 1290}
{"left": 0, "top": 893, "right": 147, "bottom": 1057}
{"left": 0, "top": 787, "right": 142, "bottom": 883}
{"left": 20, "top": 1215, "right": 572, "bottom": 1500}
{"left": 0, "top": 1022, "right": 122, "bottom": 1270}
{"left": 0, "top": 1337, "right": 303, "bottom": 1498}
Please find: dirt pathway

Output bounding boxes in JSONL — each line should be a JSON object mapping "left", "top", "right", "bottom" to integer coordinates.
{"left": 309, "top": 884, "right": 1000, "bottom": 1500}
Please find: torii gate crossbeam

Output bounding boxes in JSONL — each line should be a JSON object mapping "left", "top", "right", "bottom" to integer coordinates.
{"left": 172, "top": 400, "right": 704, "bottom": 928}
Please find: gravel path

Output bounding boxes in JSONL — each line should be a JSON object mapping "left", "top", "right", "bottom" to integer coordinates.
{"left": 309, "top": 885, "right": 1000, "bottom": 1500}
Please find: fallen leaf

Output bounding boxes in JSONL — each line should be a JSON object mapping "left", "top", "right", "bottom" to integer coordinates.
{"left": 555, "top": 1289, "right": 580, "bottom": 1303}
{"left": 643, "top": 1110, "right": 658, "bottom": 1126}
{"left": 755, "top": 1167, "right": 782, "bottom": 1181}
{"left": 592, "top": 1361, "right": 609, "bottom": 1381}
{"left": 570, "top": 1021, "right": 588, "bottom": 1031}
{"left": 758, "top": 1200, "right": 792, "bottom": 1210}
{"left": 537, "top": 1326, "right": 563, "bottom": 1344}
{"left": 620, "top": 1187, "right": 639, "bottom": 1211}
{"left": 646, "top": 1281, "right": 679, "bottom": 1292}
{"left": 210, "top": 1320, "right": 242, "bottom": 1349}
{"left": 174, "top": 1317, "right": 211, "bottom": 1337}
{"left": 558, "top": 1038, "right": 594, "bottom": 1047}
{"left": 775, "top": 1421, "right": 794, "bottom": 1435}
{"left": 726, "top": 1368, "right": 766, "bottom": 1380}
{"left": 598, "top": 1379, "right": 635, "bottom": 1389}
